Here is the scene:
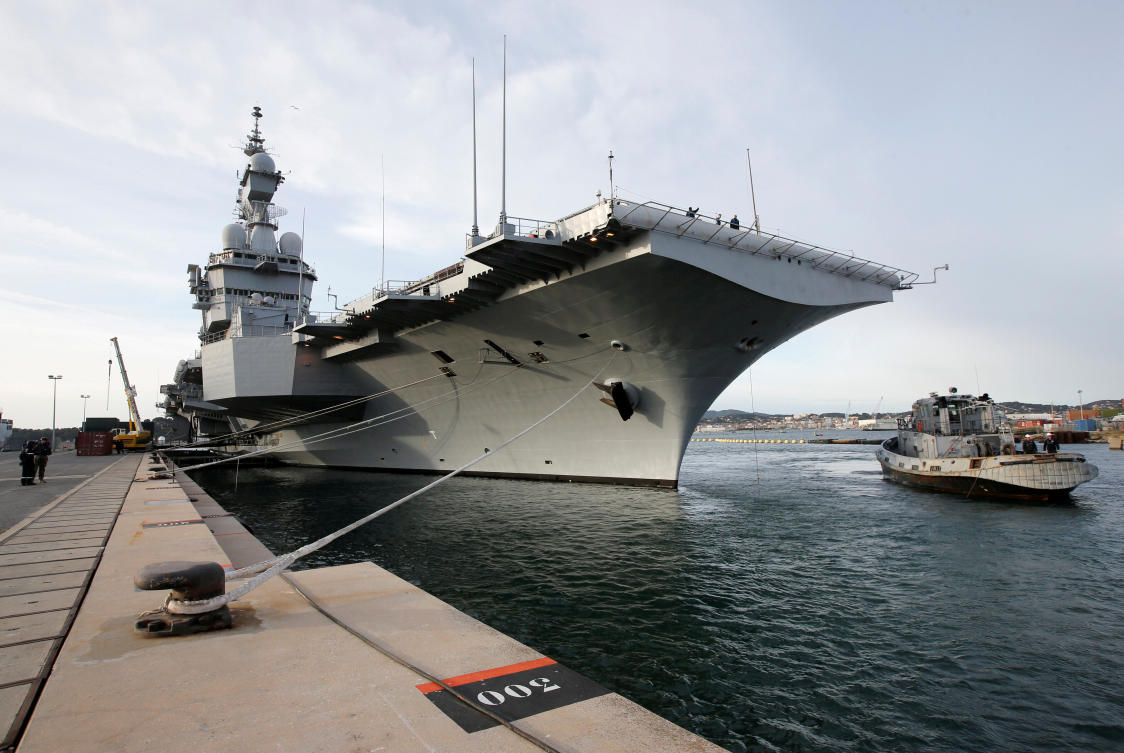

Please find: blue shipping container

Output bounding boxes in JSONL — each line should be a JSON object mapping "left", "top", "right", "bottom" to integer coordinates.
{"left": 1074, "top": 419, "right": 1097, "bottom": 431}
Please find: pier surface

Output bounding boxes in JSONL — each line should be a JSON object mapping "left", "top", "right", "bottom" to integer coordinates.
{"left": 2, "top": 454, "right": 724, "bottom": 752}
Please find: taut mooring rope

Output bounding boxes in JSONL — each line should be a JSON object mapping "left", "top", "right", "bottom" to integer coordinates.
{"left": 164, "top": 351, "right": 619, "bottom": 614}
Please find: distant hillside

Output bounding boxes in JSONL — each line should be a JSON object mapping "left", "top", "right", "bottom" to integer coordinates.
{"left": 704, "top": 398, "right": 1121, "bottom": 419}
{"left": 996, "top": 399, "right": 1120, "bottom": 414}
{"left": 702, "top": 409, "right": 781, "bottom": 421}
{"left": 702, "top": 409, "right": 900, "bottom": 421}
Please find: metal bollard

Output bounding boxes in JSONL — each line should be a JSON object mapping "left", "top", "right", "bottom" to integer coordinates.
{"left": 134, "top": 561, "right": 233, "bottom": 636}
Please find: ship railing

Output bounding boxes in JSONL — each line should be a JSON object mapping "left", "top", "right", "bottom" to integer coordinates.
{"left": 207, "top": 250, "right": 316, "bottom": 277}
{"left": 485, "top": 215, "right": 561, "bottom": 241}
{"left": 336, "top": 262, "right": 468, "bottom": 316}
{"left": 610, "top": 200, "right": 918, "bottom": 289}
{"left": 200, "top": 324, "right": 293, "bottom": 344}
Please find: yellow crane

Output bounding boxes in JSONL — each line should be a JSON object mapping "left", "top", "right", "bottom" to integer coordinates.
{"left": 109, "top": 337, "right": 151, "bottom": 450}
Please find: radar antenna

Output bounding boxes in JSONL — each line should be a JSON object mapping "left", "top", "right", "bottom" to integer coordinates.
{"left": 244, "top": 106, "right": 266, "bottom": 156}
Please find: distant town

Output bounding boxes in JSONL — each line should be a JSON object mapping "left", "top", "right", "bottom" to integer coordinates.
{"left": 696, "top": 398, "right": 1124, "bottom": 433}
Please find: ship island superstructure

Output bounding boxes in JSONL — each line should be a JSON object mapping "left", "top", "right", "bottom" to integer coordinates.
{"left": 163, "top": 108, "right": 919, "bottom": 487}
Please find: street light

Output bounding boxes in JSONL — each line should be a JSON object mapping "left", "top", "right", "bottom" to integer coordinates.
{"left": 1078, "top": 389, "right": 1084, "bottom": 424}
{"left": 48, "top": 375, "right": 63, "bottom": 450}
{"left": 81, "top": 394, "right": 91, "bottom": 426}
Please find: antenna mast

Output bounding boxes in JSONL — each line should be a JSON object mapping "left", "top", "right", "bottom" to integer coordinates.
{"left": 298, "top": 209, "right": 306, "bottom": 319}
{"left": 608, "top": 150, "right": 614, "bottom": 200}
{"left": 746, "top": 148, "right": 760, "bottom": 232}
{"left": 471, "top": 58, "right": 480, "bottom": 238}
{"left": 245, "top": 106, "right": 265, "bottom": 156}
{"left": 499, "top": 35, "right": 507, "bottom": 229}
{"left": 381, "top": 154, "right": 386, "bottom": 292}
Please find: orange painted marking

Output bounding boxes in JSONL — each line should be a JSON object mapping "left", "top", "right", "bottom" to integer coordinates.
{"left": 416, "top": 657, "right": 556, "bottom": 694}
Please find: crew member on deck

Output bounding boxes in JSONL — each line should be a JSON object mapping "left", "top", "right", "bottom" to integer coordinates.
{"left": 1022, "top": 435, "right": 1038, "bottom": 454}
{"left": 1043, "top": 433, "right": 1059, "bottom": 454}
{"left": 730, "top": 214, "right": 740, "bottom": 229}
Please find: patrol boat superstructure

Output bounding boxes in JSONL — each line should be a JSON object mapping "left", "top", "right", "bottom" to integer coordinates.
{"left": 166, "top": 109, "right": 918, "bottom": 487}
{"left": 875, "top": 390, "right": 1099, "bottom": 501}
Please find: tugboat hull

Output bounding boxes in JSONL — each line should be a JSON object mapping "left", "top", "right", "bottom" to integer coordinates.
{"left": 877, "top": 439, "right": 1099, "bottom": 502}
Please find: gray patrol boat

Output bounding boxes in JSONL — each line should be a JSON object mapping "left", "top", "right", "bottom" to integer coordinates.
{"left": 162, "top": 108, "right": 917, "bottom": 487}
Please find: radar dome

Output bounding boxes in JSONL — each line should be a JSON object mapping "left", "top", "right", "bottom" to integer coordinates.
{"left": 250, "top": 224, "right": 277, "bottom": 252}
{"left": 278, "top": 231, "right": 303, "bottom": 257}
{"left": 250, "top": 292, "right": 263, "bottom": 305}
{"left": 263, "top": 296, "right": 275, "bottom": 305}
{"left": 221, "top": 223, "right": 247, "bottom": 251}
{"left": 249, "top": 152, "right": 276, "bottom": 173}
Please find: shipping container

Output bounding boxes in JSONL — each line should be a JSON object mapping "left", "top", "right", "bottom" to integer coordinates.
{"left": 76, "top": 431, "right": 113, "bottom": 456}
{"left": 1073, "top": 419, "right": 1097, "bottom": 432}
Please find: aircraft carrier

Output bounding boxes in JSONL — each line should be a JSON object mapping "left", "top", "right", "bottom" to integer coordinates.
{"left": 161, "top": 108, "right": 917, "bottom": 486}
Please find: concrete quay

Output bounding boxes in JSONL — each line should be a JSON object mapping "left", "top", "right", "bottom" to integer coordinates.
{"left": 3, "top": 454, "right": 725, "bottom": 752}
{"left": 0, "top": 452, "right": 134, "bottom": 750}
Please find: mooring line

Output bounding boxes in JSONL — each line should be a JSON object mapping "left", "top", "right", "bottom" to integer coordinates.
{"left": 183, "top": 373, "right": 446, "bottom": 448}
{"left": 281, "top": 571, "right": 566, "bottom": 753}
{"left": 162, "top": 361, "right": 529, "bottom": 476}
{"left": 164, "top": 350, "right": 619, "bottom": 613}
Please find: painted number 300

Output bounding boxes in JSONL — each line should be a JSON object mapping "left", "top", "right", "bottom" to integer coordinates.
{"left": 477, "top": 677, "right": 561, "bottom": 706}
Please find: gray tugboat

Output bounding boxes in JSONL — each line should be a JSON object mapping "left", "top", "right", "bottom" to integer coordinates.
{"left": 875, "top": 389, "right": 1099, "bottom": 501}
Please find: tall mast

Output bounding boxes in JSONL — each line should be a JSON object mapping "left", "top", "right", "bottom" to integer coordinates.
{"left": 471, "top": 57, "right": 480, "bottom": 238}
{"left": 298, "top": 209, "right": 306, "bottom": 318}
{"left": 608, "top": 150, "right": 615, "bottom": 199}
{"left": 380, "top": 154, "right": 386, "bottom": 292}
{"left": 746, "top": 148, "right": 760, "bottom": 232}
{"left": 499, "top": 35, "right": 507, "bottom": 229}
{"left": 245, "top": 106, "right": 265, "bottom": 155}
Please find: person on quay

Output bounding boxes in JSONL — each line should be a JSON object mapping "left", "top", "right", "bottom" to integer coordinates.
{"left": 1021, "top": 435, "right": 1038, "bottom": 454}
{"left": 19, "top": 440, "right": 38, "bottom": 485}
{"left": 35, "top": 437, "right": 52, "bottom": 482}
{"left": 1043, "top": 433, "right": 1059, "bottom": 454}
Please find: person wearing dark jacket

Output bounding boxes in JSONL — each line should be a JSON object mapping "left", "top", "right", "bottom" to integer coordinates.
{"left": 19, "top": 441, "right": 38, "bottom": 485}
{"left": 34, "top": 437, "right": 51, "bottom": 482}
{"left": 1043, "top": 433, "right": 1060, "bottom": 454}
{"left": 1021, "top": 435, "right": 1038, "bottom": 454}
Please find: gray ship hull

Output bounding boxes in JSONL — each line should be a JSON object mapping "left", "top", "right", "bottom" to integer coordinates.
{"left": 201, "top": 212, "right": 898, "bottom": 486}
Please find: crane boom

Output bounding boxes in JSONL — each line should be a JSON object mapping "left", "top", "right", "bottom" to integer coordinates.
{"left": 110, "top": 337, "right": 143, "bottom": 432}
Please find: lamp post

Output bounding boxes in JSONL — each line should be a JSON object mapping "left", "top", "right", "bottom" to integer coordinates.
{"left": 48, "top": 375, "right": 63, "bottom": 450}
{"left": 1078, "top": 389, "right": 1084, "bottom": 424}
{"left": 81, "top": 394, "right": 91, "bottom": 426}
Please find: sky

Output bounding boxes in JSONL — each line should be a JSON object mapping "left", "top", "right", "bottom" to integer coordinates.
{"left": 1, "top": 0, "right": 1121, "bottom": 429}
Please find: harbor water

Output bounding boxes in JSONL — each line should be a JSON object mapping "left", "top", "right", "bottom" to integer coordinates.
{"left": 190, "top": 432, "right": 1124, "bottom": 752}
